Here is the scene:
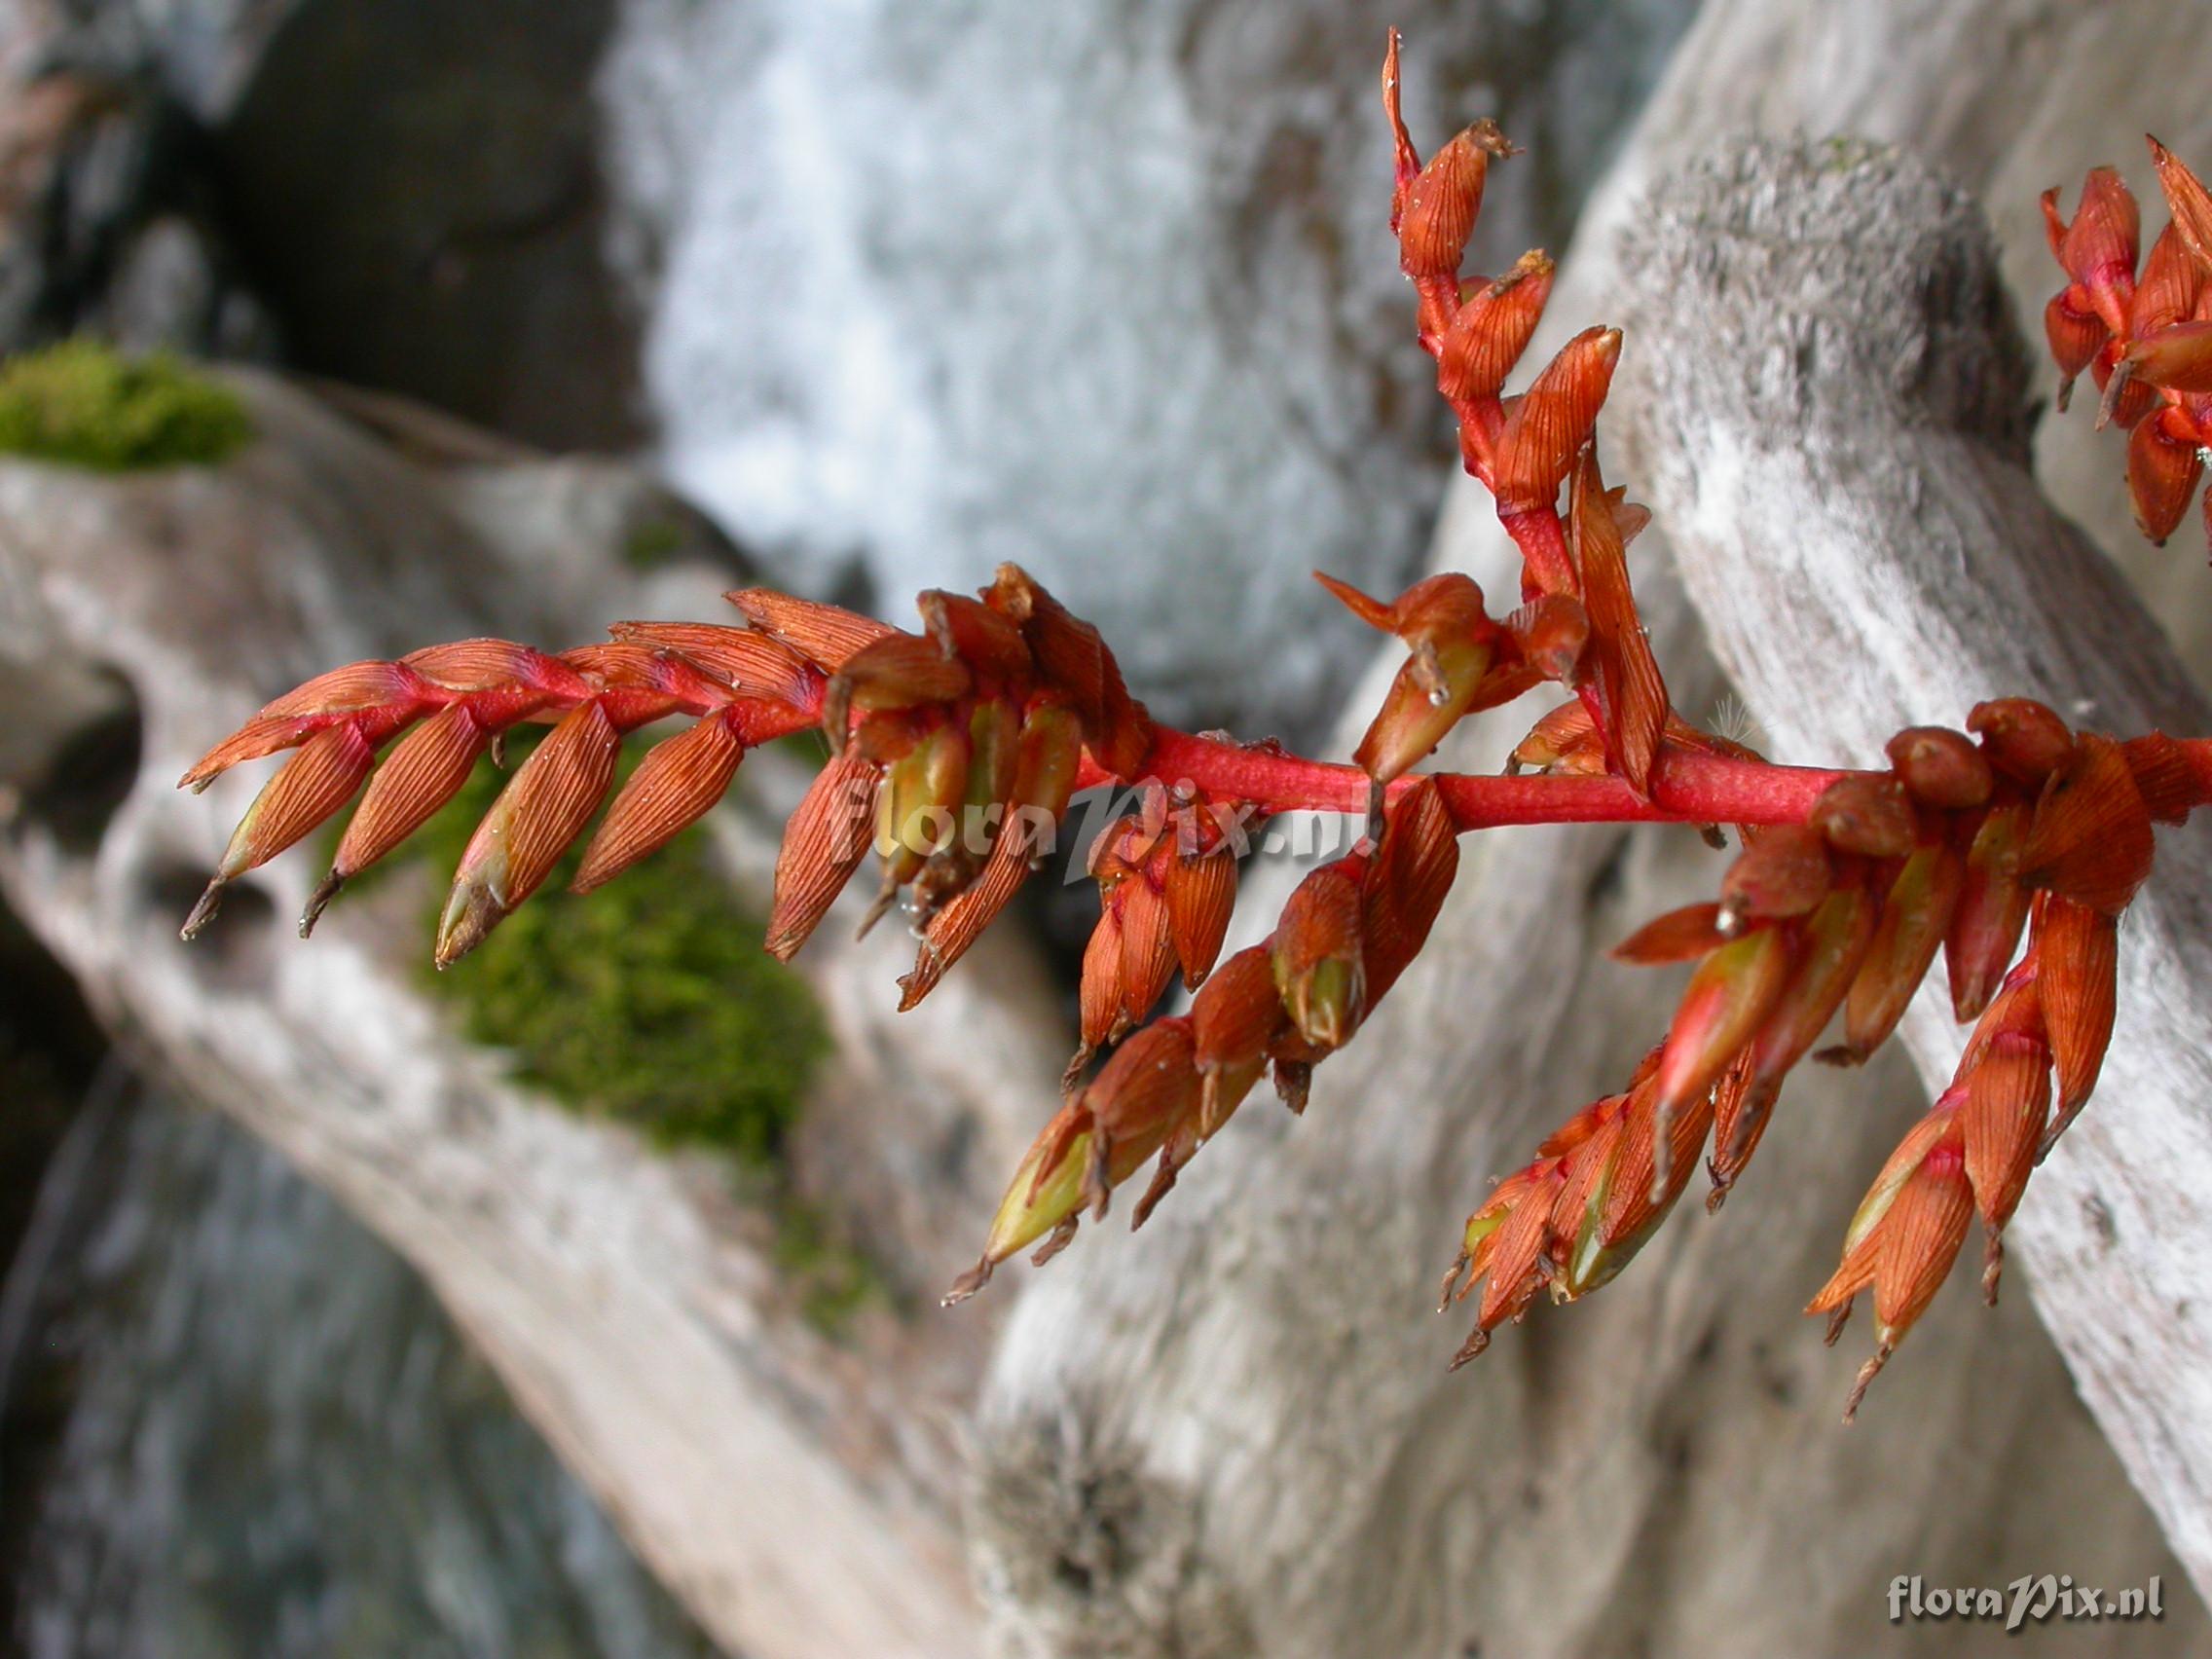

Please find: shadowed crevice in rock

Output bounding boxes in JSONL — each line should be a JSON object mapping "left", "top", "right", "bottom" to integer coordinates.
{"left": 210, "top": 0, "right": 646, "bottom": 450}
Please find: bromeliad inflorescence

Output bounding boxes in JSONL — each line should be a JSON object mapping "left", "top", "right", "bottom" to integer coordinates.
{"left": 176, "top": 34, "right": 2212, "bottom": 1421}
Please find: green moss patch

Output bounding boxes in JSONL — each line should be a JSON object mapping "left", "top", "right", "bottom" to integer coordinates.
{"left": 333, "top": 731, "right": 893, "bottom": 1331}
{"left": 0, "top": 339, "right": 253, "bottom": 470}
{"left": 386, "top": 734, "right": 829, "bottom": 1162}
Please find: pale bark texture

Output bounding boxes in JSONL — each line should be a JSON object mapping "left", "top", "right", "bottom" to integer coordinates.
{"left": 968, "top": 4, "right": 2212, "bottom": 1655}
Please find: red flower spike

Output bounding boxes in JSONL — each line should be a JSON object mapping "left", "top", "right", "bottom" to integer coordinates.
{"left": 1436, "top": 251, "right": 1554, "bottom": 402}
{"left": 1492, "top": 327, "right": 1622, "bottom": 512}
{"left": 1810, "top": 774, "right": 1918, "bottom": 859}
{"left": 1885, "top": 726, "right": 1993, "bottom": 812}
{"left": 764, "top": 750, "right": 880, "bottom": 963}
{"left": 1718, "top": 825, "right": 1832, "bottom": 929}
{"left": 572, "top": 710, "right": 747, "bottom": 895}
{"left": 436, "top": 700, "right": 620, "bottom": 967}
{"left": 2017, "top": 732, "right": 2156, "bottom": 914}
{"left": 1272, "top": 862, "right": 1368, "bottom": 1052}
{"left": 175, "top": 42, "right": 2212, "bottom": 1414}
{"left": 180, "top": 719, "right": 380, "bottom": 940}
{"left": 1655, "top": 924, "right": 1792, "bottom": 1112}
{"left": 1397, "top": 120, "right": 1516, "bottom": 282}
{"left": 1569, "top": 446, "right": 1667, "bottom": 794}
{"left": 1611, "top": 901, "right": 1729, "bottom": 966}
{"left": 723, "top": 587, "right": 894, "bottom": 671}
{"left": 1945, "top": 801, "right": 2032, "bottom": 1021}
{"left": 1841, "top": 839, "right": 1966, "bottom": 1059}
{"left": 2125, "top": 404, "right": 2204, "bottom": 543}
{"left": 2036, "top": 898, "right": 2120, "bottom": 1150}
{"left": 2149, "top": 135, "right": 2212, "bottom": 279}
{"left": 1968, "top": 698, "right": 2075, "bottom": 787}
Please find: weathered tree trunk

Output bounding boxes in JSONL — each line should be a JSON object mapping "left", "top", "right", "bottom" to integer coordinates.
{"left": 968, "top": 4, "right": 2212, "bottom": 1654}
{"left": 1616, "top": 131, "right": 2212, "bottom": 1595}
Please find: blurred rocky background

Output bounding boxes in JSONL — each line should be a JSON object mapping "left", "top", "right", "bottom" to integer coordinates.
{"left": 0, "top": 1, "right": 2206, "bottom": 1657}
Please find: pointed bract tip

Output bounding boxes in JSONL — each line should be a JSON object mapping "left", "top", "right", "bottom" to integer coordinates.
{"left": 434, "top": 880, "right": 506, "bottom": 969}
{"left": 1447, "top": 1325, "right": 1490, "bottom": 1372}
{"left": 299, "top": 870, "right": 344, "bottom": 938}
{"left": 941, "top": 1258, "right": 993, "bottom": 1307}
{"left": 180, "top": 877, "right": 226, "bottom": 941}
{"left": 1840, "top": 1344, "right": 1893, "bottom": 1424}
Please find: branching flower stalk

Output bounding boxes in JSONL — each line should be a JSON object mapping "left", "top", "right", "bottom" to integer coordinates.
{"left": 176, "top": 34, "right": 2212, "bottom": 1420}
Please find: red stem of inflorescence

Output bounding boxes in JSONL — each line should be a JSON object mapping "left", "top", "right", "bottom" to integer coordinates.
{"left": 1082, "top": 725, "right": 1859, "bottom": 830}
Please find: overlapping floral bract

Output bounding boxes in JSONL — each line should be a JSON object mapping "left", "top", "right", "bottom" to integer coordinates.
{"left": 178, "top": 36, "right": 2212, "bottom": 1420}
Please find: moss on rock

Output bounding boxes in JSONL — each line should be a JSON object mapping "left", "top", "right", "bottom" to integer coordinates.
{"left": 390, "top": 736, "right": 828, "bottom": 1163}
{"left": 0, "top": 340, "right": 253, "bottom": 470}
